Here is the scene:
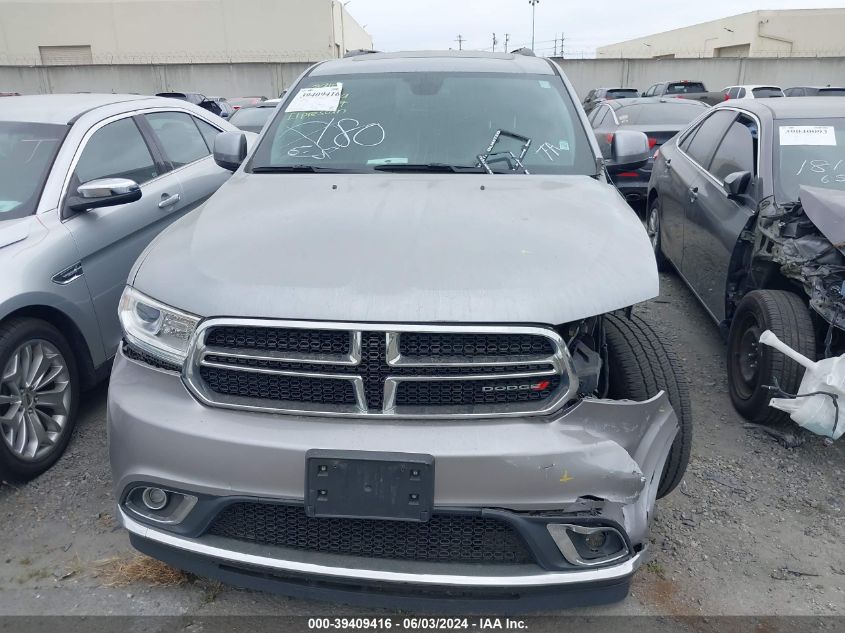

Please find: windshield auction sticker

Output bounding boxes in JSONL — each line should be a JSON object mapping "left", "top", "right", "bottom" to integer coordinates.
{"left": 286, "top": 83, "right": 343, "bottom": 113}
{"left": 779, "top": 125, "right": 837, "bottom": 146}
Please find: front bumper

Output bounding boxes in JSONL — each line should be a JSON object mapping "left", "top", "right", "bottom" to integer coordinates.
{"left": 108, "top": 349, "right": 677, "bottom": 604}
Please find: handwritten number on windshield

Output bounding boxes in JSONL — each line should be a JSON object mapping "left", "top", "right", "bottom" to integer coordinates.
{"left": 794, "top": 159, "right": 845, "bottom": 184}
{"left": 283, "top": 117, "right": 386, "bottom": 160}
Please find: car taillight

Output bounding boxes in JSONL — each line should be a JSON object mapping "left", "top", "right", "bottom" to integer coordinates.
{"left": 724, "top": 93, "right": 730, "bottom": 101}
{"left": 617, "top": 172, "right": 640, "bottom": 177}
{"left": 606, "top": 133, "right": 615, "bottom": 144}
{"left": 648, "top": 137, "right": 658, "bottom": 149}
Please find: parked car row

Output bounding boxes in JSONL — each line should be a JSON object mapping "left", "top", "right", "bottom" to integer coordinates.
{"left": 584, "top": 81, "right": 845, "bottom": 114}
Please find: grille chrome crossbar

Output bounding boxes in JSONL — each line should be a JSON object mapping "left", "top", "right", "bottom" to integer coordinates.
{"left": 184, "top": 320, "right": 577, "bottom": 418}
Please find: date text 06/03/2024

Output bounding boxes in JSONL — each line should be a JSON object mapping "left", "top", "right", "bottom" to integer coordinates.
{"left": 306, "top": 618, "right": 529, "bottom": 630}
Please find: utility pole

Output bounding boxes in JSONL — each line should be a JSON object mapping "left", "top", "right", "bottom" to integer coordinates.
{"left": 455, "top": 34, "right": 465, "bottom": 51}
{"left": 529, "top": 0, "right": 539, "bottom": 51}
{"left": 559, "top": 32, "right": 565, "bottom": 58}
{"left": 504, "top": 33, "right": 510, "bottom": 52}
{"left": 553, "top": 36, "right": 558, "bottom": 57}
{"left": 492, "top": 32, "right": 498, "bottom": 52}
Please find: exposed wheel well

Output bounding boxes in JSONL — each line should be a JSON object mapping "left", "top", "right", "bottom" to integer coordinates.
{"left": 2, "top": 305, "right": 98, "bottom": 390}
{"left": 646, "top": 189, "right": 658, "bottom": 209}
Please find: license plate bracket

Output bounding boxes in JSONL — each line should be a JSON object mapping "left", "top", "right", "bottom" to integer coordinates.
{"left": 305, "top": 450, "right": 435, "bottom": 522}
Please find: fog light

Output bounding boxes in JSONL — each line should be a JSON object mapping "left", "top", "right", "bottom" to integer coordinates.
{"left": 141, "top": 487, "right": 168, "bottom": 511}
{"left": 547, "top": 523, "right": 629, "bottom": 567}
{"left": 123, "top": 485, "right": 197, "bottom": 525}
{"left": 584, "top": 530, "right": 607, "bottom": 552}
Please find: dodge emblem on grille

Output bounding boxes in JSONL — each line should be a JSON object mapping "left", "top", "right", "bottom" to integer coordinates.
{"left": 481, "top": 380, "right": 551, "bottom": 393}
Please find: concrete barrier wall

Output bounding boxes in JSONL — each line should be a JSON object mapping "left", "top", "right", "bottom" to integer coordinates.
{"left": 0, "top": 62, "right": 313, "bottom": 97}
{"left": 0, "top": 57, "right": 842, "bottom": 100}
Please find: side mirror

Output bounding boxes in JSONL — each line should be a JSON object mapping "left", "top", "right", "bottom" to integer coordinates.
{"left": 67, "top": 178, "right": 141, "bottom": 212}
{"left": 723, "top": 171, "right": 752, "bottom": 199}
{"left": 603, "top": 130, "right": 650, "bottom": 173}
{"left": 214, "top": 131, "right": 248, "bottom": 171}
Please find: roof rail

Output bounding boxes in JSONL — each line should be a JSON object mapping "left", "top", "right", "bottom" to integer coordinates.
{"left": 511, "top": 47, "right": 536, "bottom": 57}
{"left": 344, "top": 49, "right": 381, "bottom": 58}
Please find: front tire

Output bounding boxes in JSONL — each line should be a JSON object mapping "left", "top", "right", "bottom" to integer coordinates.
{"left": 0, "top": 318, "right": 79, "bottom": 482}
{"left": 727, "top": 290, "right": 816, "bottom": 425}
{"left": 604, "top": 313, "right": 692, "bottom": 498}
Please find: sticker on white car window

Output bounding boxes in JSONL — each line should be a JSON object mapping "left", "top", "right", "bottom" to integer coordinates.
{"left": 286, "top": 83, "right": 343, "bottom": 113}
{"left": 539, "top": 81, "right": 551, "bottom": 89}
{"left": 779, "top": 126, "right": 837, "bottom": 146}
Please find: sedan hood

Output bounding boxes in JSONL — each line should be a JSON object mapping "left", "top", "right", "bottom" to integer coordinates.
{"left": 133, "top": 173, "right": 658, "bottom": 324}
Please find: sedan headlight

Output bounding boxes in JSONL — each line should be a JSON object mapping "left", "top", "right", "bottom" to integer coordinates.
{"left": 119, "top": 287, "right": 200, "bottom": 366}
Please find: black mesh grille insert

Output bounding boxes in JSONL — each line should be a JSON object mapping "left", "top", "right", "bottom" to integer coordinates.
{"left": 396, "top": 376, "right": 561, "bottom": 407}
{"left": 204, "top": 355, "right": 554, "bottom": 377}
{"left": 122, "top": 340, "right": 181, "bottom": 373}
{"left": 207, "top": 503, "right": 534, "bottom": 565}
{"left": 200, "top": 366, "right": 356, "bottom": 405}
{"left": 194, "top": 326, "right": 565, "bottom": 413}
{"left": 399, "top": 333, "right": 555, "bottom": 357}
{"left": 206, "top": 326, "right": 350, "bottom": 355}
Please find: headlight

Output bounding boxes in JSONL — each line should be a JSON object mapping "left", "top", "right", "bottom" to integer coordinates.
{"left": 118, "top": 287, "right": 200, "bottom": 366}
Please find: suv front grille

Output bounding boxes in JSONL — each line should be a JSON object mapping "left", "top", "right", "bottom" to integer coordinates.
{"left": 184, "top": 321, "right": 575, "bottom": 418}
{"left": 207, "top": 503, "right": 535, "bottom": 565}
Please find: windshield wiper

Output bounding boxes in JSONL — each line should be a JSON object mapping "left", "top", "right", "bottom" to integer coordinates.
{"left": 372, "top": 163, "right": 480, "bottom": 173}
{"left": 252, "top": 165, "right": 352, "bottom": 173}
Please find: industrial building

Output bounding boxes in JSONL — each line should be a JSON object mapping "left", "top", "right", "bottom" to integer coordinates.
{"left": 0, "top": 0, "right": 373, "bottom": 65}
{"left": 597, "top": 9, "right": 845, "bottom": 59}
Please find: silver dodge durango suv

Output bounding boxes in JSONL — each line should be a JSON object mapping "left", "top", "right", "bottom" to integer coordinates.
{"left": 109, "top": 51, "right": 692, "bottom": 610}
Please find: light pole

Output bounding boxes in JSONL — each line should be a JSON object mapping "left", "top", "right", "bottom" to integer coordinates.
{"left": 529, "top": 0, "right": 539, "bottom": 51}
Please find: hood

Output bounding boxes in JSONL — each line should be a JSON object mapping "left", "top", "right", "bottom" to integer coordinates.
{"left": 0, "top": 216, "right": 32, "bottom": 250}
{"left": 799, "top": 185, "right": 845, "bottom": 253}
{"left": 133, "top": 173, "right": 658, "bottom": 324}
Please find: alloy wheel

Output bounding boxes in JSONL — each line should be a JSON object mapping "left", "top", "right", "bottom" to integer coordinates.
{"left": 0, "top": 339, "right": 72, "bottom": 461}
{"left": 647, "top": 206, "right": 660, "bottom": 252}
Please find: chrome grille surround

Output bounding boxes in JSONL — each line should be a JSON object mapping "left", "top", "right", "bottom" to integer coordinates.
{"left": 183, "top": 319, "right": 578, "bottom": 419}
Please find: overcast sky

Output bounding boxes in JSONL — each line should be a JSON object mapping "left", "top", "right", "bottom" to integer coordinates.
{"left": 345, "top": 1, "right": 845, "bottom": 57}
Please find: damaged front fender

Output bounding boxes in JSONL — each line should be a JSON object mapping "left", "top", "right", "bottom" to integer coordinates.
{"left": 753, "top": 187, "right": 845, "bottom": 327}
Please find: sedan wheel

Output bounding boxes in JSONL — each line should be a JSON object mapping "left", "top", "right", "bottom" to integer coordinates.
{"left": 0, "top": 339, "right": 72, "bottom": 461}
{"left": 646, "top": 200, "right": 669, "bottom": 271}
{"left": 0, "top": 318, "right": 79, "bottom": 482}
{"left": 646, "top": 205, "right": 660, "bottom": 252}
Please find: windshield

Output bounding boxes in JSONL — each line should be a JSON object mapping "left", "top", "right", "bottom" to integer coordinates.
{"left": 818, "top": 88, "right": 845, "bottom": 96}
{"left": 617, "top": 103, "right": 707, "bottom": 125}
{"left": 0, "top": 121, "right": 66, "bottom": 221}
{"left": 251, "top": 72, "right": 596, "bottom": 175}
{"left": 229, "top": 106, "right": 276, "bottom": 130}
{"left": 666, "top": 82, "right": 706, "bottom": 94}
{"left": 774, "top": 118, "right": 845, "bottom": 203}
